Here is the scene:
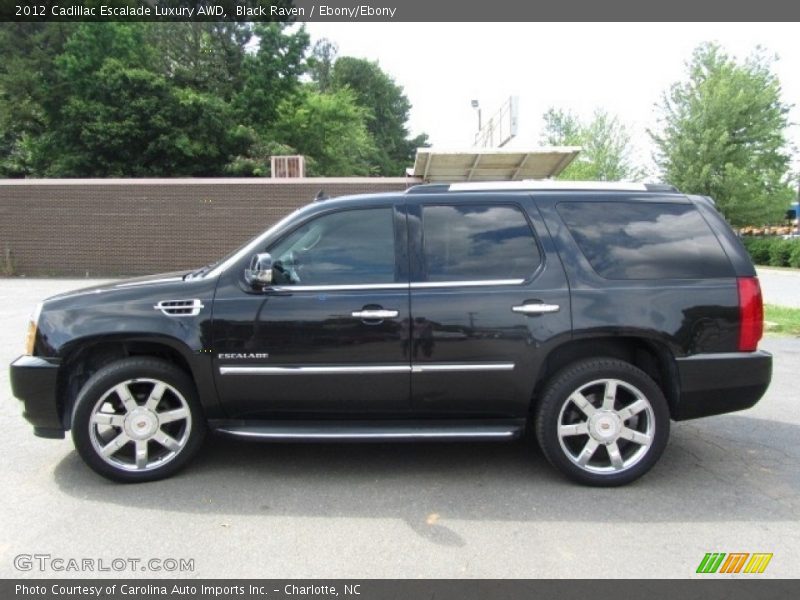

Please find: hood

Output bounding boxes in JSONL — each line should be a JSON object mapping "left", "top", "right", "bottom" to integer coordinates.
{"left": 45, "top": 271, "right": 191, "bottom": 303}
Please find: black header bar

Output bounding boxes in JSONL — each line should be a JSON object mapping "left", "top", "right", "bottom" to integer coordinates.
{"left": 2, "top": 0, "right": 800, "bottom": 22}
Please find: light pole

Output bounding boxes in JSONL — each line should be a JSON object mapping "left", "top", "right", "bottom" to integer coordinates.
{"left": 471, "top": 99, "right": 482, "bottom": 133}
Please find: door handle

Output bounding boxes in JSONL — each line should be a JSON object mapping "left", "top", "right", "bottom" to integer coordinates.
{"left": 351, "top": 309, "right": 399, "bottom": 319}
{"left": 512, "top": 303, "right": 560, "bottom": 315}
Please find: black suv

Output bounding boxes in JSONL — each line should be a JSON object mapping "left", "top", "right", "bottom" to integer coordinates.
{"left": 10, "top": 181, "right": 772, "bottom": 486}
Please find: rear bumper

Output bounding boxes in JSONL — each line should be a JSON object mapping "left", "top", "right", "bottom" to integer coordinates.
{"left": 673, "top": 350, "right": 772, "bottom": 420}
{"left": 9, "top": 355, "right": 64, "bottom": 438}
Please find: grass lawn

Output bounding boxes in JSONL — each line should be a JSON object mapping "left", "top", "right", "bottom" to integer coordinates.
{"left": 764, "top": 304, "right": 800, "bottom": 335}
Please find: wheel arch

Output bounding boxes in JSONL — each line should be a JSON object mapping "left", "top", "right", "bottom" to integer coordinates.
{"left": 56, "top": 334, "right": 216, "bottom": 430}
{"left": 532, "top": 335, "right": 679, "bottom": 419}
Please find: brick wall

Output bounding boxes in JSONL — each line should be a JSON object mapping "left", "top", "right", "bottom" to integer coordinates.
{"left": 0, "top": 178, "right": 414, "bottom": 276}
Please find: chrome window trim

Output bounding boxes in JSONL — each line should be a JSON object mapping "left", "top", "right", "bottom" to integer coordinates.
{"left": 204, "top": 204, "right": 532, "bottom": 289}
{"left": 207, "top": 203, "right": 399, "bottom": 280}
{"left": 271, "top": 283, "right": 409, "bottom": 292}
{"left": 265, "top": 279, "right": 526, "bottom": 293}
{"left": 410, "top": 279, "right": 524, "bottom": 289}
{"left": 219, "top": 363, "right": 515, "bottom": 375}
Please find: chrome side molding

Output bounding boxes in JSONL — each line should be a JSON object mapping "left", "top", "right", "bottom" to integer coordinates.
{"left": 410, "top": 363, "right": 514, "bottom": 373}
{"left": 219, "top": 362, "right": 515, "bottom": 375}
{"left": 219, "top": 365, "right": 409, "bottom": 375}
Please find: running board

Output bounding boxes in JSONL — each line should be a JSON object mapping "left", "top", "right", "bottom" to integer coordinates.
{"left": 209, "top": 419, "right": 525, "bottom": 442}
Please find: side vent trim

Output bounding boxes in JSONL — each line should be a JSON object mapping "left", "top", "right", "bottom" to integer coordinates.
{"left": 154, "top": 299, "right": 205, "bottom": 317}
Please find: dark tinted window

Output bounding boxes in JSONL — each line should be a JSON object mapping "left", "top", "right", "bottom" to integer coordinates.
{"left": 270, "top": 208, "right": 396, "bottom": 285}
{"left": 556, "top": 201, "right": 734, "bottom": 279}
{"left": 421, "top": 204, "right": 540, "bottom": 282}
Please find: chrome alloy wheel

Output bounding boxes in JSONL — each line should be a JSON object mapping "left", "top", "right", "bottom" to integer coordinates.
{"left": 88, "top": 378, "right": 192, "bottom": 472}
{"left": 556, "top": 378, "right": 655, "bottom": 474}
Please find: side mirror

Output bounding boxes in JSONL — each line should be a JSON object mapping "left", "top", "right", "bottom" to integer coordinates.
{"left": 245, "top": 252, "right": 274, "bottom": 288}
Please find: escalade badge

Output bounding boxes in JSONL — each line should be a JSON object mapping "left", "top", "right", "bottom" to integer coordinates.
{"left": 218, "top": 353, "right": 269, "bottom": 360}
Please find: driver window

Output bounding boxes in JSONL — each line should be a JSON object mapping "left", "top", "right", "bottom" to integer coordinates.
{"left": 269, "top": 208, "right": 396, "bottom": 285}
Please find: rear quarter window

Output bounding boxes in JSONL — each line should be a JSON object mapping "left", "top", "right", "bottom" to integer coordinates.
{"left": 556, "top": 201, "right": 734, "bottom": 279}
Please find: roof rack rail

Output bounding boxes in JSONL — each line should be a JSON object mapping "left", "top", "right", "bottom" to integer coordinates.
{"left": 643, "top": 183, "right": 679, "bottom": 193}
{"left": 405, "top": 183, "right": 451, "bottom": 194}
{"left": 405, "top": 181, "right": 681, "bottom": 194}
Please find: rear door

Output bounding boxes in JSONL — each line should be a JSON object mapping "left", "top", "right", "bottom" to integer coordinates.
{"left": 406, "top": 194, "right": 571, "bottom": 418}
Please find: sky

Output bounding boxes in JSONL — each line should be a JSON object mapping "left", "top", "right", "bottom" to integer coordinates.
{"left": 303, "top": 22, "right": 800, "bottom": 178}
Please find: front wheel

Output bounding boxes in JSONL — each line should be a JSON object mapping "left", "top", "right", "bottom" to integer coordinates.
{"left": 534, "top": 358, "right": 670, "bottom": 486}
{"left": 71, "top": 357, "right": 206, "bottom": 483}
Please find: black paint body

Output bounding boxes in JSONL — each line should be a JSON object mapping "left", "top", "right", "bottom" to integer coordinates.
{"left": 10, "top": 189, "right": 772, "bottom": 438}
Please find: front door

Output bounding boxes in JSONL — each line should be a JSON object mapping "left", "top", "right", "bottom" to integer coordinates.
{"left": 211, "top": 204, "right": 411, "bottom": 418}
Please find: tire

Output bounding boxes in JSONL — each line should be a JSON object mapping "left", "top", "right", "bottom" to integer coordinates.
{"left": 534, "top": 358, "right": 670, "bottom": 487}
{"left": 71, "top": 357, "right": 206, "bottom": 483}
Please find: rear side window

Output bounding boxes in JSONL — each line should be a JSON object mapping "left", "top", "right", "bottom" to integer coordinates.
{"left": 556, "top": 201, "right": 734, "bottom": 279}
{"left": 421, "top": 204, "right": 541, "bottom": 282}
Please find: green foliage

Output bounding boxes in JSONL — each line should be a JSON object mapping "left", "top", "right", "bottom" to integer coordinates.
{"left": 768, "top": 238, "right": 795, "bottom": 267}
{"left": 651, "top": 43, "right": 793, "bottom": 227}
{"left": 236, "top": 23, "right": 309, "bottom": 131}
{"left": 331, "top": 56, "right": 428, "bottom": 176}
{"left": 789, "top": 243, "right": 800, "bottom": 269}
{"left": 0, "top": 23, "right": 426, "bottom": 178}
{"left": 33, "top": 23, "right": 248, "bottom": 177}
{"left": 144, "top": 22, "right": 254, "bottom": 101}
{"left": 540, "top": 108, "right": 642, "bottom": 181}
{"left": 308, "top": 38, "right": 338, "bottom": 93}
{"left": 741, "top": 237, "right": 773, "bottom": 264}
{"left": 0, "top": 23, "right": 76, "bottom": 177}
{"left": 742, "top": 236, "right": 800, "bottom": 267}
{"left": 224, "top": 135, "right": 295, "bottom": 177}
{"left": 273, "top": 87, "right": 376, "bottom": 176}
{"left": 764, "top": 305, "right": 800, "bottom": 335}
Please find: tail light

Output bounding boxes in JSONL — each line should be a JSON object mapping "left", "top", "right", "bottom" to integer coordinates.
{"left": 737, "top": 277, "right": 763, "bottom": 352}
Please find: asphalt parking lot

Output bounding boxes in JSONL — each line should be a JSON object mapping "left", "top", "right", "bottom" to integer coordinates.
{"left": 1, "top": 275, "right": 799, "bottom": 579}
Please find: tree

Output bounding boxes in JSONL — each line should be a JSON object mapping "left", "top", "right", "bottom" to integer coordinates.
{"left": 650, "top": 43, "right": 794, "bottom": 227}
{"left": 144, "top": 22, "right": 254, "bottom": 101}
{"left": 541, "top": 108, "right": 643, "bottom": 181}
{"left": 308, "top": 38, "right": 338, "bottom": 93}
{"left": 44, "top": 59, "right": 244, "bottom": 177}
{"left": 236, "top": 23, "right": 308, "bottom": 131}
{"left": 0, "top": 23, "right": 426, "bottom": 178}
{"left": 38, "top": 24, "right": 246, "bottom": 176}
{"left": 272, "top": 87, "right": 376, "bottom": 176}
{"left": 0, "top": 23, "right": 76, "bottom": 177}
{"left": 331, "top": 57, "right": 427, "bottom": 176}
{"left": 540, "top": 108, "right": 583, "bottom": 147}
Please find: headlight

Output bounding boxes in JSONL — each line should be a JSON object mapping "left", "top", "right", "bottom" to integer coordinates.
{"left": 25, "top": 302, "right": 42, "bottom": 355}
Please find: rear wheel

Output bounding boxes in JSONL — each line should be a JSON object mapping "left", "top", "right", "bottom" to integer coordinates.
{"left": 71, "top": 357, "right": 206, "bottom": 482}
{"left": 534, "top": 358, "right": 670, "bottom": 486}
